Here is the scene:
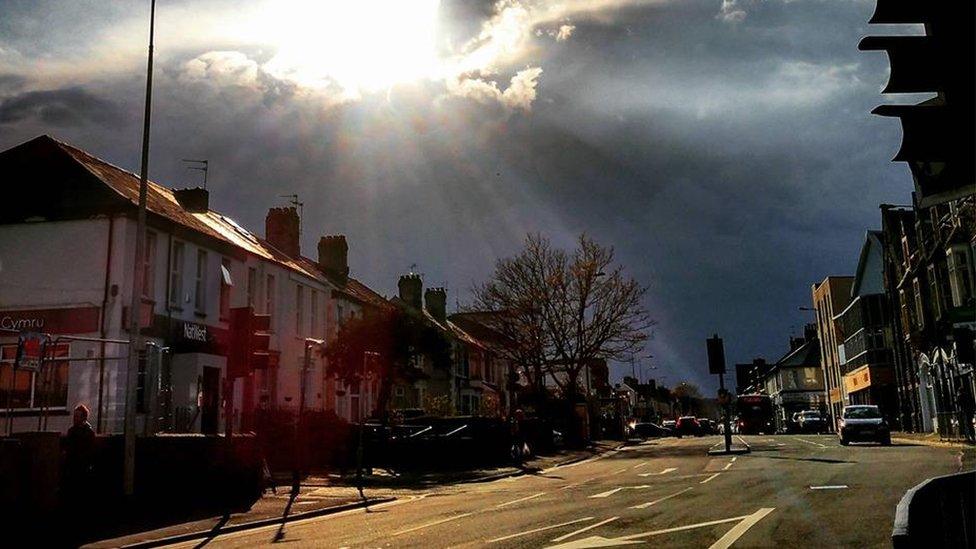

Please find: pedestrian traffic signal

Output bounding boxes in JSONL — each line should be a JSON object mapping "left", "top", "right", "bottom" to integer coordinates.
{"left": 858, "top": 1, "right": 974, "bottom": 208}
{"left": 229, "top": 307, "right": 272, "bottom": 377}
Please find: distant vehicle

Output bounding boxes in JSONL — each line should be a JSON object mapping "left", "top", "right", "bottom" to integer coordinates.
{"left": 662, "top": 419, "right": 677, "bottom": 432}
{"left": 634, "top": 422, "right": 671, "bottom": 438}
{"left": 839, "top": 405, "right": 890, "bottom": 445}
{"left": 736, "top": 394, "right": 775, "bottom": 435}
{"left": 796, "top": 410, "right": 827, "bottom": 434}
{"left": 675, "top": 416, "right": 702, "bottom": 437}
{"left": 698, "top": 418, "right": 715, "bottom": 435}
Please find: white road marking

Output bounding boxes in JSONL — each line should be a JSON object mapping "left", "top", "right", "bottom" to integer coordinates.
{"left": 488, "top": 517, "right": 595, "bottom": 543}
{"left": 547, "top": 509, "right": 774, "bottom": 548}
{"left": 590, "top": 488, "right": 624, "bottom": 499}
{"left": 722, "top": 461, "right": 734, "bottom": 471}
{"left": 629, "top": 487, "right": 692, "bottom": 509}
{"left": 638, "top": 467, "right": 677, "bottom": 477}
{"left": 700, "top": 473, "right": 721, "bottom": 484}
{"left": 560, "top": 482, "right": 584, "bottom": 491}
{"left": 590, "top": 485, "right": 651, "bottom": 498}
{"left": 796, "top": 438, "right": 829, "bottom": 448}
{"left": 632, "top": 461, "right": 650, "bottom": 469}
{"left": 611, "top": 467, "right": 630, "bottom": 475}
{"left": 707, "top": 508, "right": 776, "bottom": 549}
{"left": 810, "top": 485, "right": 848, "bottom": 490}
{"left": 391, "top": 512, "right": 473, "bottom": 536}
{"left": 731, "top": 456, "right": 737, "bottom": 462}
{"left": 551, "top": 516, "right": 620, "bottom": 542}
{"left": 496, "top": 492, "right": 546, "bottom": 508}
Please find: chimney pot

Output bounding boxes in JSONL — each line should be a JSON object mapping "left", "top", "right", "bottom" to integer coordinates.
{"left": 174, "top": 187, "right": 209, "bottom": 213}
{"left": 265, "top": 207, "right": 300, "bottom": 258}
{"left": 425, "top": 287, "right": 447, "bottom": 323}
{"left": 318, "top": 235, "right": 349, "bottom": 282}
{"left": 398, "top": 274, "right": 423, "bottom": 310}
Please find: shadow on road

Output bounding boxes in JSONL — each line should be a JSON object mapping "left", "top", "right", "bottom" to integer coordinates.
{"left": 748, "top": 454, "right": 855, "bottom": 464}
{"left": 191, "top": 514, "right": 230, "bottom": 548}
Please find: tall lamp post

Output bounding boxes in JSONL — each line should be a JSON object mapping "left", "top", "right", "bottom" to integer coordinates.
{"left": 123, "top": 0, "right": 156, "bottom": 497}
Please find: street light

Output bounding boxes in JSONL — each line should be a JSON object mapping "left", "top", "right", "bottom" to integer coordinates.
{"left": 123, "top": 0, "right": 156, "bottom": 497}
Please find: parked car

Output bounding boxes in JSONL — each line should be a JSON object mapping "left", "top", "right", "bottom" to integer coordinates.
{"left": 662, "top": 419, "right": 677, "bottom": 434}
{"left": 675, "top": 416, "right": 702, "bottom": 437}
{"left": 796, "top": 410, "right": 827, "bottom": 434}
{"left": 839, "top": 405, "right": 890, "bottom": 445}
{"left": 698, "top": 418, "right": 715, "bottom": 435}
{"left": 634, "top": 422, "right": 672, "bottom": 438}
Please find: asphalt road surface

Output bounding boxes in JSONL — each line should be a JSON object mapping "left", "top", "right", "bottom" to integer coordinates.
{"left": 167, "top": 435, "right": 972, "bottom": 548}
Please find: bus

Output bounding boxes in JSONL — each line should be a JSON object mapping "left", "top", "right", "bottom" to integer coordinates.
{"left": 736, "top": 394, "right": 775, "bottom": 435}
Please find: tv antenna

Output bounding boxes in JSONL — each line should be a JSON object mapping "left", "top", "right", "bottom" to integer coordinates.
{"left": 280, "top": 194, "right": 304, "bottom": 238}
{"left": 181, "top": 159, "right": 209, "bottom": 189}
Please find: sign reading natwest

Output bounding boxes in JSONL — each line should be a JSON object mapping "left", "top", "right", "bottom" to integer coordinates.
{"left": 0, "top": 306, "right": 100, "bottom": 334}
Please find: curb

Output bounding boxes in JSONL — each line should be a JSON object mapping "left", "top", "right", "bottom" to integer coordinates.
{"left": 109, "top": 497, "right": 396, "bottom": 549}
{"left": 891, "top": 437, "right": 974, "bottom": 449}
{"left": 463, "top": 443, "right": 626, "bottom": 484}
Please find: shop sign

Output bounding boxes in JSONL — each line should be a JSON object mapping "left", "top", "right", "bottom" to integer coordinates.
{"left": 183, "top": 322, "right": 208, "bottom": 342}
{"left": 0, "top": 306, "right": 100, "bottom": 334}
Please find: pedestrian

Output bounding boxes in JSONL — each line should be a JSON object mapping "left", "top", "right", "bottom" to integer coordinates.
{"left": 955, "top": 384, "right": 975, "bottom": 443}
{"left": 62, "top": 404, "right": 96, "bottom": 541}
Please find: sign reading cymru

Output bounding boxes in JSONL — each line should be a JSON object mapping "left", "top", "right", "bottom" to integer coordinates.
{"left": 15, "top": 332, "right": 50, "bottom": 372}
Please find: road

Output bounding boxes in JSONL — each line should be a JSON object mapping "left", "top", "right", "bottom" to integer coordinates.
{"left": 168, "top": 435, "right": 972, "bottom": 548}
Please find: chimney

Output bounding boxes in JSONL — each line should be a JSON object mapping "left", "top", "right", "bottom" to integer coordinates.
{"left": 318, "top": 235, "right": 349, "bottom": 282}
{"left": 398, "top": 274, "right": 422, "bottom": 310}
{"left": 803, "top": 323, "right": 818, "bottom": 343}
{"left": 266, "top": 207, "right": 300, "bottom": 258}
{"left": 424, "top": 287, "right": 447, "bottom": 322}
{"left": 174, "top": 188, "right": 209, "bottom": 213}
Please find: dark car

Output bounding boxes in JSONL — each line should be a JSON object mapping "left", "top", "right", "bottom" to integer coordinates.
{"left": 796, "top": 410, "right": 827, "bottom": 434}
{"left": 698, "top": 418, "right": 715, "bottom": 435}
{"left": 839, "top": 405, "right": 890, "bottom": 445}
{"left": 675, "top": 416, "right": 701, "bottom": 438}
{"left": 634, "top": 422, "right": 672, "bottom": 438}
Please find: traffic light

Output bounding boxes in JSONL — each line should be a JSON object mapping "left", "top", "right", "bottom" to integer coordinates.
{"left": 858, "top": 1, "right": 974, "bottom": 208}
{"left": 229, "top": 306, "right": 272, "bottom": 378}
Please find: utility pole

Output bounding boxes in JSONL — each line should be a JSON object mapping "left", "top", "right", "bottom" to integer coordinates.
{"left": 123, "top": 0, "right": 156, "bottom": 497}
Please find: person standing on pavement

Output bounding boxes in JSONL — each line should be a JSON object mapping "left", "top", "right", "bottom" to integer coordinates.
{"left": 955, "top": 384, "right": 975, "bottom": 443}
{"left": 62, "top": 404, "right": 96, "bottom": 542}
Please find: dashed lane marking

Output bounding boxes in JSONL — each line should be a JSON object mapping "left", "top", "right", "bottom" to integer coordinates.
{"left": 487, "top": 517, "right": 595, "bottom": 543}
{"left": 796, "top": 438, "right": 829, "bottom": 448}
{"left": 632, "top": 461, "right": 650, "bottom": 469}
{"left": 496, "top": 492, "right": 546, "bottom": 508}
{"left": 629, "top": 487, "right": 692, "bottom": 509}
{"left": 699, "top": 473, "right": 721, "bottom": 484}
{"left": 638, "top": 467, "right": 677, "bottom": 477}
{"left": 810, "top": 485, "right": 848, "bottom": 490}
{"left": 391, "top": 512, "right": 473, "bottom": 536}
{"left": 551, "top": 516, "right": 620, "bottom": 543}
{"left": 590, "top": 485, "right": 651, "bottom": 498}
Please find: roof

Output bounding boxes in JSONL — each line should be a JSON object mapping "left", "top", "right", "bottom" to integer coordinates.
{"left": 6, "top": 135, "right": 388, "bottom": 308}
{"left": 773, "top": 337, "right": 820, "bottom": 370}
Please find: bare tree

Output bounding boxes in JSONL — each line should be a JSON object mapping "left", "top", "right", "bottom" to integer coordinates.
{"left": 471, "top": 234, "right": 653, "bottom": 410}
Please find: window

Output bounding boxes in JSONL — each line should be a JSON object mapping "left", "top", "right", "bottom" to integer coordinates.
{"left": 0, "top": 343, "right": 69, "bottom": 410}
{"left": 142, "top": 232, "right": 157, "bottom": 299}
{"left": 246, "top": 267, "right": 257, "bottom": 308}
{"left": 912, "top": 278, "right": 924, "bottom": 329}
{"left": 266, "top": 274, "right": 276, "bottom": 330}
{"left": 927, "top": 265, "right": 941, "bottom": 319}
{"left": 296, "top": 284, "right": 305, "bottom": 336}
{"left": 899, "top": 289, "right": 913, "bottom": 330}
{"left": 947, "top": 244, "right": 974, "bottom": 308}
{"left": 349, "top": 380, "right": 361, "bottom": 423}
{"left": 195, "top": 249, "right": 208, "bottom": 314}
{"left": 310, "top": 289, "right": 319, "bottom": 336}
{"left": 136, "top": 350, "right": 148, "bottom": 413}
{"left": 901, "top": 236, "right": 911, "bottom": 267}
{"left": 169, "top": 240, "right": 185, "bottom": 308}
{"left": 219, "top": 258, "right": 233, "bottom": 319}
{"left": 337, "top": 304, "right": 344, "bottom": 327}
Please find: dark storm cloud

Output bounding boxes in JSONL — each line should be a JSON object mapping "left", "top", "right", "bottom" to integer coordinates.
{"left": 0, "top": 86, "right": 123, "bottom": 126}
{"left": 0, "top": 0, "right": 911, "bottom": 389}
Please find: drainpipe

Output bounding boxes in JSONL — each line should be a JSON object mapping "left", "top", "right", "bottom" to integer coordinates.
{"left": 97, "top": 214, "right": 115, "bottom": 433}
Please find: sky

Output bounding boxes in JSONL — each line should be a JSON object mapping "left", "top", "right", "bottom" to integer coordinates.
{"left": 0, "top": 0, "right": 921, "bottom": 391}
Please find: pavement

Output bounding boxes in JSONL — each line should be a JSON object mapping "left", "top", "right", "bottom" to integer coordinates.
{"left": 83, "top": 440, "right": 623, "bottom": 548}
{"left": 145, "top": 434, "right": 974, "bottom": 548}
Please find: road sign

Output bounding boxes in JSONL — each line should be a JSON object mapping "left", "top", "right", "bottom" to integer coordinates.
{"left": 15, "top": 332, "right": 49, "bottom": 372}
